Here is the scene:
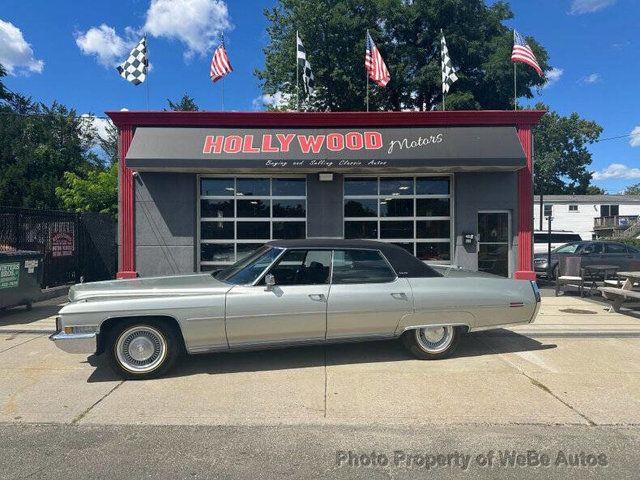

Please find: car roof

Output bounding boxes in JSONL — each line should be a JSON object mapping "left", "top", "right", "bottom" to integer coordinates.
{"left": 266, "top": 239, "right": 442, "bottom": 278}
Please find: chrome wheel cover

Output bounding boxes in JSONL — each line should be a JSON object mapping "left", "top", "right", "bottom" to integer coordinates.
{"left": 415, "top": 326, "right": 454, "bottom": 354}
{"left": 115, "top": 325, "right": 167, "bottom": 373}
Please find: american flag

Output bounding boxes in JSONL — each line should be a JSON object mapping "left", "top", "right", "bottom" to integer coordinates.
{"left": 210, "top": 44, "right": 232, "bottom": 83}
{"left": 511, "top": 30, "right": 543, "bottom": 77}
{"left": 365, "top": 31, "right": 390, "bottom": 87}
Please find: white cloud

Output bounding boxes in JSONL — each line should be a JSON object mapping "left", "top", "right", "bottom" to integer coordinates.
{"left": 570, "top": 0, "right": 616, "bottom": 14}
{"left": 543, "top": 67, "right": 563, "bottom": 89}
{"left": 581, "top": 73, "right": 601, "bottom": 84}
{"left": 592, "top": 163, "right": 640, "bottom": 180}
{"left": 0, "top": 19, "right": 43, "bottom": 75}
{"left": 81, "top": 115, "right": 113, "bottom": 142}
{"left": 630, "top": 126, "right": 640, "bottom": 147}
{"left": 253, "top": 92, "right": 292, "bottom": 111}
{"left": 75, "top": 24, "right": 137, "bottom": 67}
{"left": 143, "top": 0, "right": 231, "bottom": 59}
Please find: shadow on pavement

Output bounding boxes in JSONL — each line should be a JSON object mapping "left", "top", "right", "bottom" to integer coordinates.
{"left": 0, "top": 298, "right": 63, "bottom": 327}
{"left": 85, "top": 330, "right": 556, "bottom": 382}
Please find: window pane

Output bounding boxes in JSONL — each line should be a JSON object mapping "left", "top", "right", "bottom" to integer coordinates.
{"left": 237, "top": 221, "right": 270, "bottom": 239}
{"left": 416, "top": 242, "right": 451, "bottom": 261}
{"left": 273, "top": 222, "right": 305, "bottom": 239}
{"left": 416, "top": 198, "right": 450, "bottom": 217}
{"left": 344, "top": 177, "right": 377, "bottom": 195}
{"left": 380, "top": 177, "right": 413, "bottom": 195}
{"left": 605, "top": 243, "right": 626, "bottom": 254}
{"left": 237, "top": 243, "right": 264, "bottom": 260}
{"left": 236, "top": 178, "right": 269, "bottom": 196}
{"left": 393, "top": 242, "right": 415, "bottom": 255}
{"left": 344, "top": 199, "right": 377, "bottom": 217}
{"left": 478, "top": 244, "right": 508, "bottom": 277}
{"left": 380, "top": 221, "right": 413, "bottom": 239}
{"left": 201, "top": 243, "right": 234, "bottom": 262}
{"left": 380, "top": 198, "right": 413, "bottom": 217}
{"left": 201, "top": 221, "right": 234, "bottom": 239}
{"left": 267, "top": 250, "right": 331, "bottom": 285}
{"left": 237, "top": 199, "right": 269, "bottom": 218}
{"left": 416, "top": 177, "right": 449, "bottom": 195}
{"left": 273, "top": 200, "right": 306, "bottom": 218}
{"left": 201, "top": 199, "right": 233, "bottom": 218}
{"left": 272, "top": 178, "right": 305, "bottom": 196}
{"left": 332, "top": 250, "right": 396, "bottom": 284}
{"left": 478, "top": 212, "right": 508, "bottom": 243}
{"left": 201, "top": 178, "right": 234, "bottom": 196}
{"left": 417, "top": 220, "right": 450, "bottom": 239}
{"left": 345, "top": 221, "right": 377, "bottom": 239}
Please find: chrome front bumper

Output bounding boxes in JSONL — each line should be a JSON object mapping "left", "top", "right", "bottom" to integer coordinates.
{"left": 49, "top": 332, "right": 97, "bottom": 354}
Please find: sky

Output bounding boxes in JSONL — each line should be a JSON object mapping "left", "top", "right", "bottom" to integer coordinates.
{"left": 1, "top": 0, "right": 638, "bottom": 193}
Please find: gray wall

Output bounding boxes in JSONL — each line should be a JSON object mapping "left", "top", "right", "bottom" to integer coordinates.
{"left": 454, "top": 172, "right": 519, "bottom": 276}
{"left": 134, "top": 172, "right": 197, "bottom": 277}
{"left": 306, "top": 173, "right": 344, "bottom": 238}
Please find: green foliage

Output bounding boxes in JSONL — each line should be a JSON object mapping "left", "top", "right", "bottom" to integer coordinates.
{"left": 166, "top": 94, "right": 199, "bottom": 111}
{"left": 55, "top": 163, "right": 118, "bottom": 215}
{"left": 585, "top": 185, "right": 606, "bottom": 195}
{"left": 533, "top": 102, "right": 603, "bottom": 195}
{"left": 624, "top": 184, "right": 640, "bottom": 196}
{"left": 99, "top": 120, "right": 119, "bottom": 165}
{"left": 256, "top": 0, "right": 549, "bottom": 111}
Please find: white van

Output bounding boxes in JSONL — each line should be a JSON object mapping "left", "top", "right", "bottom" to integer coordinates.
{"left": 533, "top": 230, "right": 583, "bottom": 254}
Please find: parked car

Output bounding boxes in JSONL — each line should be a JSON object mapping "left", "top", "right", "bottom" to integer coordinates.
{"left": 51, "top": 239, "right": 541, "bottom": 379}
{"left": 533, "top": 230, "right": 583, "bottom": 254}
{"left": 534, "top": 240, "right": 640, "bottom": 277}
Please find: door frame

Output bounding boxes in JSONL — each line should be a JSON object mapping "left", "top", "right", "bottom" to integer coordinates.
{"left": 477, "top": 210, "right": 512, "bottom": 277}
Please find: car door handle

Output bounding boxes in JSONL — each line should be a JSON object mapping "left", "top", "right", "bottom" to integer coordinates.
{"left": 308, "top": 294, "right": 326, "bottom": 302}
{"left": 391, "top": 292, "right": 408, "bottom": 300}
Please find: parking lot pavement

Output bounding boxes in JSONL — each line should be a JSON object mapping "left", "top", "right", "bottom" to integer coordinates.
{"left": 1, "top": 294, "right": 640, "bottom": 429}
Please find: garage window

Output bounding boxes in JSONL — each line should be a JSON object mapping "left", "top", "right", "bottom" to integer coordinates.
{"left": 199, "top": 176, "right": 306, "bottom": 269}
{"left": 343, "top": 176, "right": 452, "bottom": 262}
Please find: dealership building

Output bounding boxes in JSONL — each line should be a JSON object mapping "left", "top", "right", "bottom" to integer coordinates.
{"left": 107, "top": 110, "right": 544, "bottom": 280}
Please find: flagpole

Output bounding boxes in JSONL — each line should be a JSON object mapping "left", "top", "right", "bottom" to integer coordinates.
{"left": 365, "top": 30, "right": 369, "bottom": 112}
{"left": 513, "top": 29, "right": 517, "bottom": 111}
{"left": 441, "top": 29, "right": 445, "bottom": 111}
{"left": 296, "top": 30, "right": 300, "bottom": 111}
{"left": 221, "top": 32, "right": 225, "bottom": 111}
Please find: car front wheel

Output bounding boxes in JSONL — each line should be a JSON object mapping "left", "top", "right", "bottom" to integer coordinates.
{"left": 107, "top": 322, "right": 180, "bottom": 379}
{"left": 402, "top": 325, "right": 460, "bottom": 360}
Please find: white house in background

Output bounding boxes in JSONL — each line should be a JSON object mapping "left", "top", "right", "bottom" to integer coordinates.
{"left": 533, "top": 195, "right": 640, "bottom": 240}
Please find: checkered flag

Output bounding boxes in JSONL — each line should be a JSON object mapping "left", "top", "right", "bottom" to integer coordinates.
{"left": 296, "top": 32, "right": 314, "bottom": 96}
{"left": 117, "top": 37, "right": 148, "bottom": 86}
{"left": 441, "top": 32, "right": 458, "bottom": 94}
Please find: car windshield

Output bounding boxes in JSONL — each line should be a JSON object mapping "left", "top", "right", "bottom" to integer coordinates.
{"left": 552, "top": 243, "right": 581, "bottom": 254}
{"left": 214, "top": 246, "right": 283, "bottom": 285}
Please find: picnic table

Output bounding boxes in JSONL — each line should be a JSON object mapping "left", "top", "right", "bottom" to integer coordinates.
{"left": 599, "top": 271, "right": 640, "bottom": 312}
{"left": 583, "top": 264, "right": 620, "bottom": 295}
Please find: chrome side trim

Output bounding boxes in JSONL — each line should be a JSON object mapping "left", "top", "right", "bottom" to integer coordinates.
{"left": 49, "top": 332, "right": 97, "bottom": 354}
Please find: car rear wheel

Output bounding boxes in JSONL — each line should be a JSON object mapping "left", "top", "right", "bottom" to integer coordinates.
{"left": 107, "top": 322, "right": 180, "bottom": 379}
{"left": 401, "top": 325, "right": 460, "bottom": 360}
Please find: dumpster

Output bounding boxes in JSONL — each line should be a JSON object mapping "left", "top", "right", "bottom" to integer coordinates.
{"left": 0, "top": 250, "right": 44, "bottom": 310}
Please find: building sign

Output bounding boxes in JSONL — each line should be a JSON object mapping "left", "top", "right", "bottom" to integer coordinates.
{"left": 51, "top": 231, "right": 74, "bottom": 257}
{"left": 126, "top": 126, "right": 526, "bottom": 171}
{"left": 0, "top": 262, "right": 20, "bottom": 289}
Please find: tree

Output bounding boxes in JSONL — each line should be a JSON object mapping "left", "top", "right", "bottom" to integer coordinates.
{"left": 55, "top": 163, "right": 118, "bottom": 215}
{"left": 533, "top": 103, "right": 603, "bottom": 195}
{"left": 624, "top": 184, "right": 640, "bottom": 195}
{"left": 99, "top": 120, "right": 119, "bottom": 165}
{"left": 256, "top": 0, "right": 549, "bottom": 111}
{"left": 166, "top": 94, "right": 199, "bottom": 111}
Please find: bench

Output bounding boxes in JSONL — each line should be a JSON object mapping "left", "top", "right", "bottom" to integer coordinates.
{"left": 598, "top": 286, "right": 640, "bottom": 312}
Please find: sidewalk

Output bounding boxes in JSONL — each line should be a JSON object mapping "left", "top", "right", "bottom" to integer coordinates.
{"left": 0, "top": 296, "right": 65, "bottom": 334}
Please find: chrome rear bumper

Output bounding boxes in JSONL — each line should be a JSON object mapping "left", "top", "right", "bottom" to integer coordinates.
{"left": 49, "top": 332, "right": 97, "bottom": 354}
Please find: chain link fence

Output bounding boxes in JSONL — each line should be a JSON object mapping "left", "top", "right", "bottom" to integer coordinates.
{"left": 0, "top": 207, "right": 117, "bottom": 288}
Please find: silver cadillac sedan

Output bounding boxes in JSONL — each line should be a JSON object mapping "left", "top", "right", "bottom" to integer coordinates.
{"left": 51, "top": 239, "right": 540, "bottom": 379}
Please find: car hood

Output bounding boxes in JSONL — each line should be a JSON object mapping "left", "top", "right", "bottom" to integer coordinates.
{"left": 68, "top": 274, "right": 231, "bottom": 302}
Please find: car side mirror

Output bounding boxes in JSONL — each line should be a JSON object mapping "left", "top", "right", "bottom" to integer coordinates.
{"left": 265, "top": 274, "right": 276, "bottom": 290}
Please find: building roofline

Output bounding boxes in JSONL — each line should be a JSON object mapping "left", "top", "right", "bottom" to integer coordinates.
{"left": 534, "top": 194, "right": 640, "bottom": 204}
{"left": 106, "top": 109, "right": 546, "bottom": 129}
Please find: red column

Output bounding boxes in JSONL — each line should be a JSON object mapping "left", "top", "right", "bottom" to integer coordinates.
{"left": 514, "top": 125, "right": 535, "bottom": 281}
{"left": 117, "top": 125, "right": 137, "bottom": 279}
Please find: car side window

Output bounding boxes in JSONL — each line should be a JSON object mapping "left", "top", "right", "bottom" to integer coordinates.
{"left": 628, "top": 245, "right": 639, "bottom": 253}
{"left": 605, "top": 243, "right": 627, "bottom": 254}
{"left": 264, "top": 249, "right": 331, "bottom": 286}
{"left": 332, "top": 249, "right": 396, "bottom": 284}
{"left": 582, "top": 243, "right": 603, "bottom": 254}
